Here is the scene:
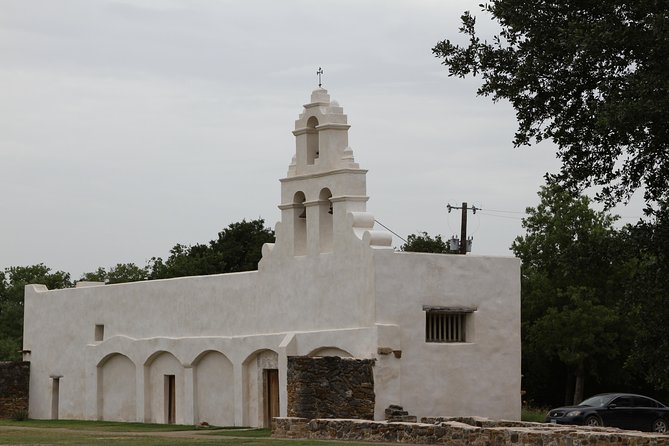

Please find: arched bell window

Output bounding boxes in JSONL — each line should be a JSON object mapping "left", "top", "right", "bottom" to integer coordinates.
{"left": 293, "top": 191, "right": 307, "bottom": 255}
{"left": 306, "top": 116, "right": 319, "bottom": 165}
{"left": 318, "top": 188, "right": 333, "bottom": 253}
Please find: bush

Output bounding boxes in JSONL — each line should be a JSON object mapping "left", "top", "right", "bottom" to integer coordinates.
{"left": 12, "top": 409, "right": 29, "bottom": 421}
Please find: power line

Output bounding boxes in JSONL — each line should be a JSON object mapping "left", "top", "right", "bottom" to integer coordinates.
{"left": 374, "top": 219, "right": 408, "bottom": 244}
{"left": 480, "top": 208, "right": 527, "bottom": 215}
{"left": 477, "top": 212, "right": 524, "bottom": 221}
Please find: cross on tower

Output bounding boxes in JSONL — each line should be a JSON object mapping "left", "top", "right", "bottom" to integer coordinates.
{"left": 317, "top": 67, "right": 323, "bottom": 88}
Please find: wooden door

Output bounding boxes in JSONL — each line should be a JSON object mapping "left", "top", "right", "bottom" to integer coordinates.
{"left": 264, "top": 369, "right": 280, "bottom": 427}
{"left": 165, "top": 375, "right": 176, "bottom": 424}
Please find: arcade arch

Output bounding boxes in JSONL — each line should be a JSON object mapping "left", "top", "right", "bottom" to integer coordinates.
{"left": 97, "top": 353, "right": 136, "bottom": 421}
{"left": 193, "top": 350, "right": 234, "bottom": 426}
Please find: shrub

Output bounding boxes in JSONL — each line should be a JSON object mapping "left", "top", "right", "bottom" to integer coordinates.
{"left": 12, "top": 409, "right": 29, "bottom": 421}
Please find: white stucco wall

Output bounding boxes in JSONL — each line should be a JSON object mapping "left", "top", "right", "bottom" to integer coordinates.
{"left": 23, "top": 246, "right": 520, "bottom": 424}
{"left": 22, "top": 242, "right": 380, "bottom": 424}
{"left": 372, "top": 250, "right": 521, "bottom": 421}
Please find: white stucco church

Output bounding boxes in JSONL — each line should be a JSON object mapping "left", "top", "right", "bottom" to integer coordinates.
{"left": 22, "top": 88, "right": 521, "bottom": 427}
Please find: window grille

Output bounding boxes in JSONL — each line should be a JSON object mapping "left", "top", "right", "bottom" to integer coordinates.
{"left": 423, "top": 305, "right": 475, "bottom": 343}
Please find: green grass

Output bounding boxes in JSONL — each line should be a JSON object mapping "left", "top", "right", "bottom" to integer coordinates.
{"left": 0, "top": 418, "right": 202, "bottom": 431}
{"left": 207, "top": 428, "right": 272, "bottom": 437}
{"left": 0, "top": 431, "right": 364, "bottom": 445}
{"left": 0, "top": 420, "right": 384, "bottom": 445}
{"left": 522, "top": 406, "right": 548, "bottom": 423}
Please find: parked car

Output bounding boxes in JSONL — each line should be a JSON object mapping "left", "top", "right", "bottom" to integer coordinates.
{"left": 546, "top": 393, "right": 669, "bottom": 433}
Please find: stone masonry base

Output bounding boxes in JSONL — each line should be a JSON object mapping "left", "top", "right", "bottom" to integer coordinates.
{"left": 272, "top": 416, "right": 669, "bottom": 445}
{"left": 0, "top": 362, "right": 29, "bottom": 419}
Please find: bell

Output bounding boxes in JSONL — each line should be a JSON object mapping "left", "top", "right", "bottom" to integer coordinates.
{"left": 298, "top": 208, "right": 306, "bottom": 219}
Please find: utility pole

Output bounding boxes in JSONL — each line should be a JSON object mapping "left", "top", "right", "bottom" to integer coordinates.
{"left": 447, "top": 202, "right": 478, "bottom": 254}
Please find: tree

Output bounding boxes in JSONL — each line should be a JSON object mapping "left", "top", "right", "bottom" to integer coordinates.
{"left": 80, "top": 263, "right": 149, "bottom": 284}
{"left": 149, "top": 243, "right": 224, "bottom": 279}
{"left": 210, "top": 219, "right": 275, "bottom": 273}
{"left": 620, "top": 204, "right": 669, "bottom": 391}
{"left": 149, "top": 219, "right": 275, "bottom": 279}
{"left": 433, "top": 1, "right": 669, "bottom": 207}
{"left": 400, "top": 232, "right": 452, "bottom": 253}
{"left": 0, "top": 264, "right": 71, "bottom": 360}
{"left": 512, "top": 183, "right": 628, "bottom": 405}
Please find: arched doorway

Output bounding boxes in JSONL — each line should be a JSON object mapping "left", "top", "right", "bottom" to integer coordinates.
{"left": 243, "top": 349, "right": 279, "bottom": 427}
{"left": 146, "top": 351, "right": 183, "bottom": 424}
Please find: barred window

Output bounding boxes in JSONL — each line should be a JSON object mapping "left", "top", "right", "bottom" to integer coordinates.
{"left": 423, "top": 305, "right": 476, "bottom": 343}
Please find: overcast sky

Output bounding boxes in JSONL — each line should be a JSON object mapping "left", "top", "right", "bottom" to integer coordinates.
{"left": 0, "top": 0, "right": 645, "bottom": 280}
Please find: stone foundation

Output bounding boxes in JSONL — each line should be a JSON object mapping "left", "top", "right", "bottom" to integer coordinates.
{"left": 0, "top": 361, "right": 30, "bottom": 418}
{"left": 287, "top": 356, "right": 375, "bottom": 420}
{"left": 273, "top": 416, "right": 669, "bottom": 445}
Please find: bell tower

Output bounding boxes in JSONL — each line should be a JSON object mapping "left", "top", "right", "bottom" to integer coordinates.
{"left": 277, "top": 88, "right": 372, "bottom": 256}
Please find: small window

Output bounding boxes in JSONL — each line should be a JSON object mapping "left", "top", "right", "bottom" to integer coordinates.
{"left": 423, "top": 305, "right": 476, "bottom": 343}
{"left": 95, "top": 324, "right": 104, "bottom": 342}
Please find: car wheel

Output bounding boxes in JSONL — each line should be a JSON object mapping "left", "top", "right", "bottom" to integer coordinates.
{"left": 652, "top": 419, "right": 668, "bottom": 434}
{"left": 585, "top": 416, "right": 601, "bottom": 427}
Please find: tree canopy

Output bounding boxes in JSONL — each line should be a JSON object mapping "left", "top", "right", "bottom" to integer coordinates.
{"left": 80, "top": 263, "right": 149, "bottom": 284}
{"left": 79, "top": 219, "right": 275, "bottom": 282}
{"left": 400, "top": 231, "right": 452, "bottom": 254}
{"left": 513, "top": 183, "right": 669, "bottom": 405}
{"left": 433, "top": 1, "right": 669, "bottom": 207}
{"left": 512, "top": 184, "right": 629, "bottom": 404}
{"left": 148, "top": 219, "right": 275, "bottom": 279}
{"left": 0, "top": 264, "right": 71, "bottom": 360}
{"left": 619, "top": 204, "right": 669, "bottom": 391}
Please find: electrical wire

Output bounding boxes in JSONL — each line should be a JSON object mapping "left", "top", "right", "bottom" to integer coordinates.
{"left": 480, "top": 208, "right": 527, "bottom": 215}
{"left": 374, "top": 219, "right": 408, "bottom": 244}
{"left": 477, "top": 211, "right": 524, "bottom": 221}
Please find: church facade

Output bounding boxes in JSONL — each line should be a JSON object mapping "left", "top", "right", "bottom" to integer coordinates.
{"left": 22, "top": 89, "right": 521, "bottom": 427}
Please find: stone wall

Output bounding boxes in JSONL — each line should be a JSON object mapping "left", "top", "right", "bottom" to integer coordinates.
{"left": 287, "top": 356, "right": 375, "bottom": 420}
{"left": 0, "top": 361, "right": 29, "bottom": 418}
{"left": 273, "top": 417, "right": 669, "bottom": 445}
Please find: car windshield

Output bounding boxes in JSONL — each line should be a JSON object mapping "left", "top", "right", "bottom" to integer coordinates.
{"left": 579, "top": 395, "right": 615, "bottom": 407}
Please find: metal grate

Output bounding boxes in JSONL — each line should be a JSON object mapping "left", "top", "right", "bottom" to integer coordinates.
{"left": 425, "top": 312, "right": 466, "bottom": 342}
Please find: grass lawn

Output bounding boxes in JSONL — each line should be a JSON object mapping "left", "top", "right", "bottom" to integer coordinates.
{"left": 521, "top": 406, "right": 548, "bottom": 423}
{"left": 0, "top": 420, "right": 382, "bottom": 445}
{"left": 0, "top": 418, "right": 203, "bottom": 431}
